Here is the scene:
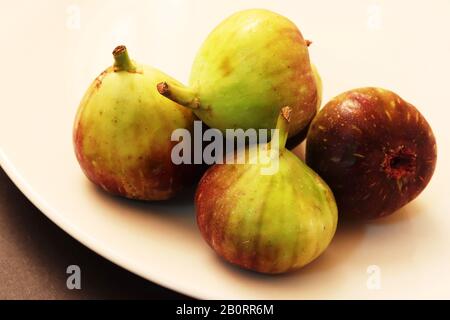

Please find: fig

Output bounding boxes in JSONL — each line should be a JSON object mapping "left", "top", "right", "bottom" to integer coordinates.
{"left": 285, "top": 63, "right": 322, "bottom": 149}
{"left": 73, "top": 45, "right": 196, "bottom": 200}
{"left": 157, "top": 9, "right": 321, "bottom": 141}
{"left": 306, "top": 88, "right": 437, "bottom": 220}
{"left": 196, "top": 107, "right": 338, "bottom": 274}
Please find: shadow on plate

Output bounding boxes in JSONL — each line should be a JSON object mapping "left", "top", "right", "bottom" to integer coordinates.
{"left": 212, "top": 199, "right": 426, "bottom": 287}
{"left": 85, "top": 179, "right": 197, "bottom": 217}
{"left": 367, "top": 199, "right": 425, "bottom": 226}
{"left": 208, "top": 219, "right": 367, "bottom": 284}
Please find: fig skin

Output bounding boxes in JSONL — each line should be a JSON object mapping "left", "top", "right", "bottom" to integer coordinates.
{"left": 306, "top": 88, "right": 437, "bottom": 220}
{"left": 196, "top": 108, "right": 338, "bottom": 274}
{"left": 285, "top": 110, "right": 315, "bottom": 149}
{"left": 157, "top": 9, "right": 320, "bottom": 139}
{"left": 286, "top": 64, "right": 322, "bottom": 149}
{"left": 73, "top": 46, "right": 196, "bottom": 200}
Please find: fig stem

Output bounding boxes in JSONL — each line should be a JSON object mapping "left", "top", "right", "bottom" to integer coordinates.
{"left": 112, "top": 45, "right": 136, "bottom": 72}
{"left": 273, "top": 106, "right": 291, "bottom": 151}
{"left": 156, "top": 81, "right": 200, "bottom": 109}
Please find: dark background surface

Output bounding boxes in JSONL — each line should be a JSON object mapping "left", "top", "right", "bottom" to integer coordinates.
{"left": 0, "top": 167, "right": 188, "bottom": 299}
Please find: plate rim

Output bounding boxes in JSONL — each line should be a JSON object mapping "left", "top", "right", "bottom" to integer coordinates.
{"left": 0, "top": 148, "right": 208, "bottom": 300}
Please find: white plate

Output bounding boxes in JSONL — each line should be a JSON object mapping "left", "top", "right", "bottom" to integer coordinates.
{"left": 1, "top": 0, "right": 450, "bottom": 299}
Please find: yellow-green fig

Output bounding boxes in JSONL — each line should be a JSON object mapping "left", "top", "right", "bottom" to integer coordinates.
{"left": 157, "top": 9, "right": 321, "bottom": 141}
{"left": 73, "top": 46, "right": 196, "bottom": 200}
{"left": 195, "top": 107, "right": 337, "bottom": 274}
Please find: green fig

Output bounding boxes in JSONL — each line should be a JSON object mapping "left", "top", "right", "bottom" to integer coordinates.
{"left": 157, "top": 9, "right": 321, "bottom": 140}
{"left": 195, "top": 107, "right": 338, "bottom": 274}
{"left": 73, "top": 46, "right": 196, "bottom": 200}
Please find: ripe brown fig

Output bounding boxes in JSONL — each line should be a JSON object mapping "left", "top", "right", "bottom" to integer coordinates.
{"left": 306, "top": 88, "right": 437, "bottom": 220}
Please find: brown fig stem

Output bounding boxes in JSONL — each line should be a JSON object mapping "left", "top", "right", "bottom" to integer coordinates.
{"left": 305, "top": 39, "right": 312, "bottom": 47}
{"left": 273, "top": 106, "right": 291, "bottom": 151}
{"left": 156, "top": 81, "right": 200, "bottom": 109}
{"left": 112, "top": 45, "right": 136, "bottom": 72}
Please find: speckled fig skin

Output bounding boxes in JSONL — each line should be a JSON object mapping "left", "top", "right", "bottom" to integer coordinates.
{"left": 286, "top": 64, "right": 322, "bottom": 149}
{"left": 73, "top": 46, "right": 196, "bottom": 200}
{"left": 195, "top": 108, "right": 338, "bottom": 274}
{"left": 157, "top": 9, "right": 320, "bottom": 139}
{"left": 306, "top": 88, "right": 437, "bottom": 220}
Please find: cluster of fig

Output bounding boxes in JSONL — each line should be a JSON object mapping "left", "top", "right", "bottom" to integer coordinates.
{"left": 73, "top": 9, "right": 437, "bottom": 274}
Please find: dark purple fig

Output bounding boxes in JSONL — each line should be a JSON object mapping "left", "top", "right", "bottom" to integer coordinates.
{"left": 306, "top": 87, "right": 437, "bottom": 220}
